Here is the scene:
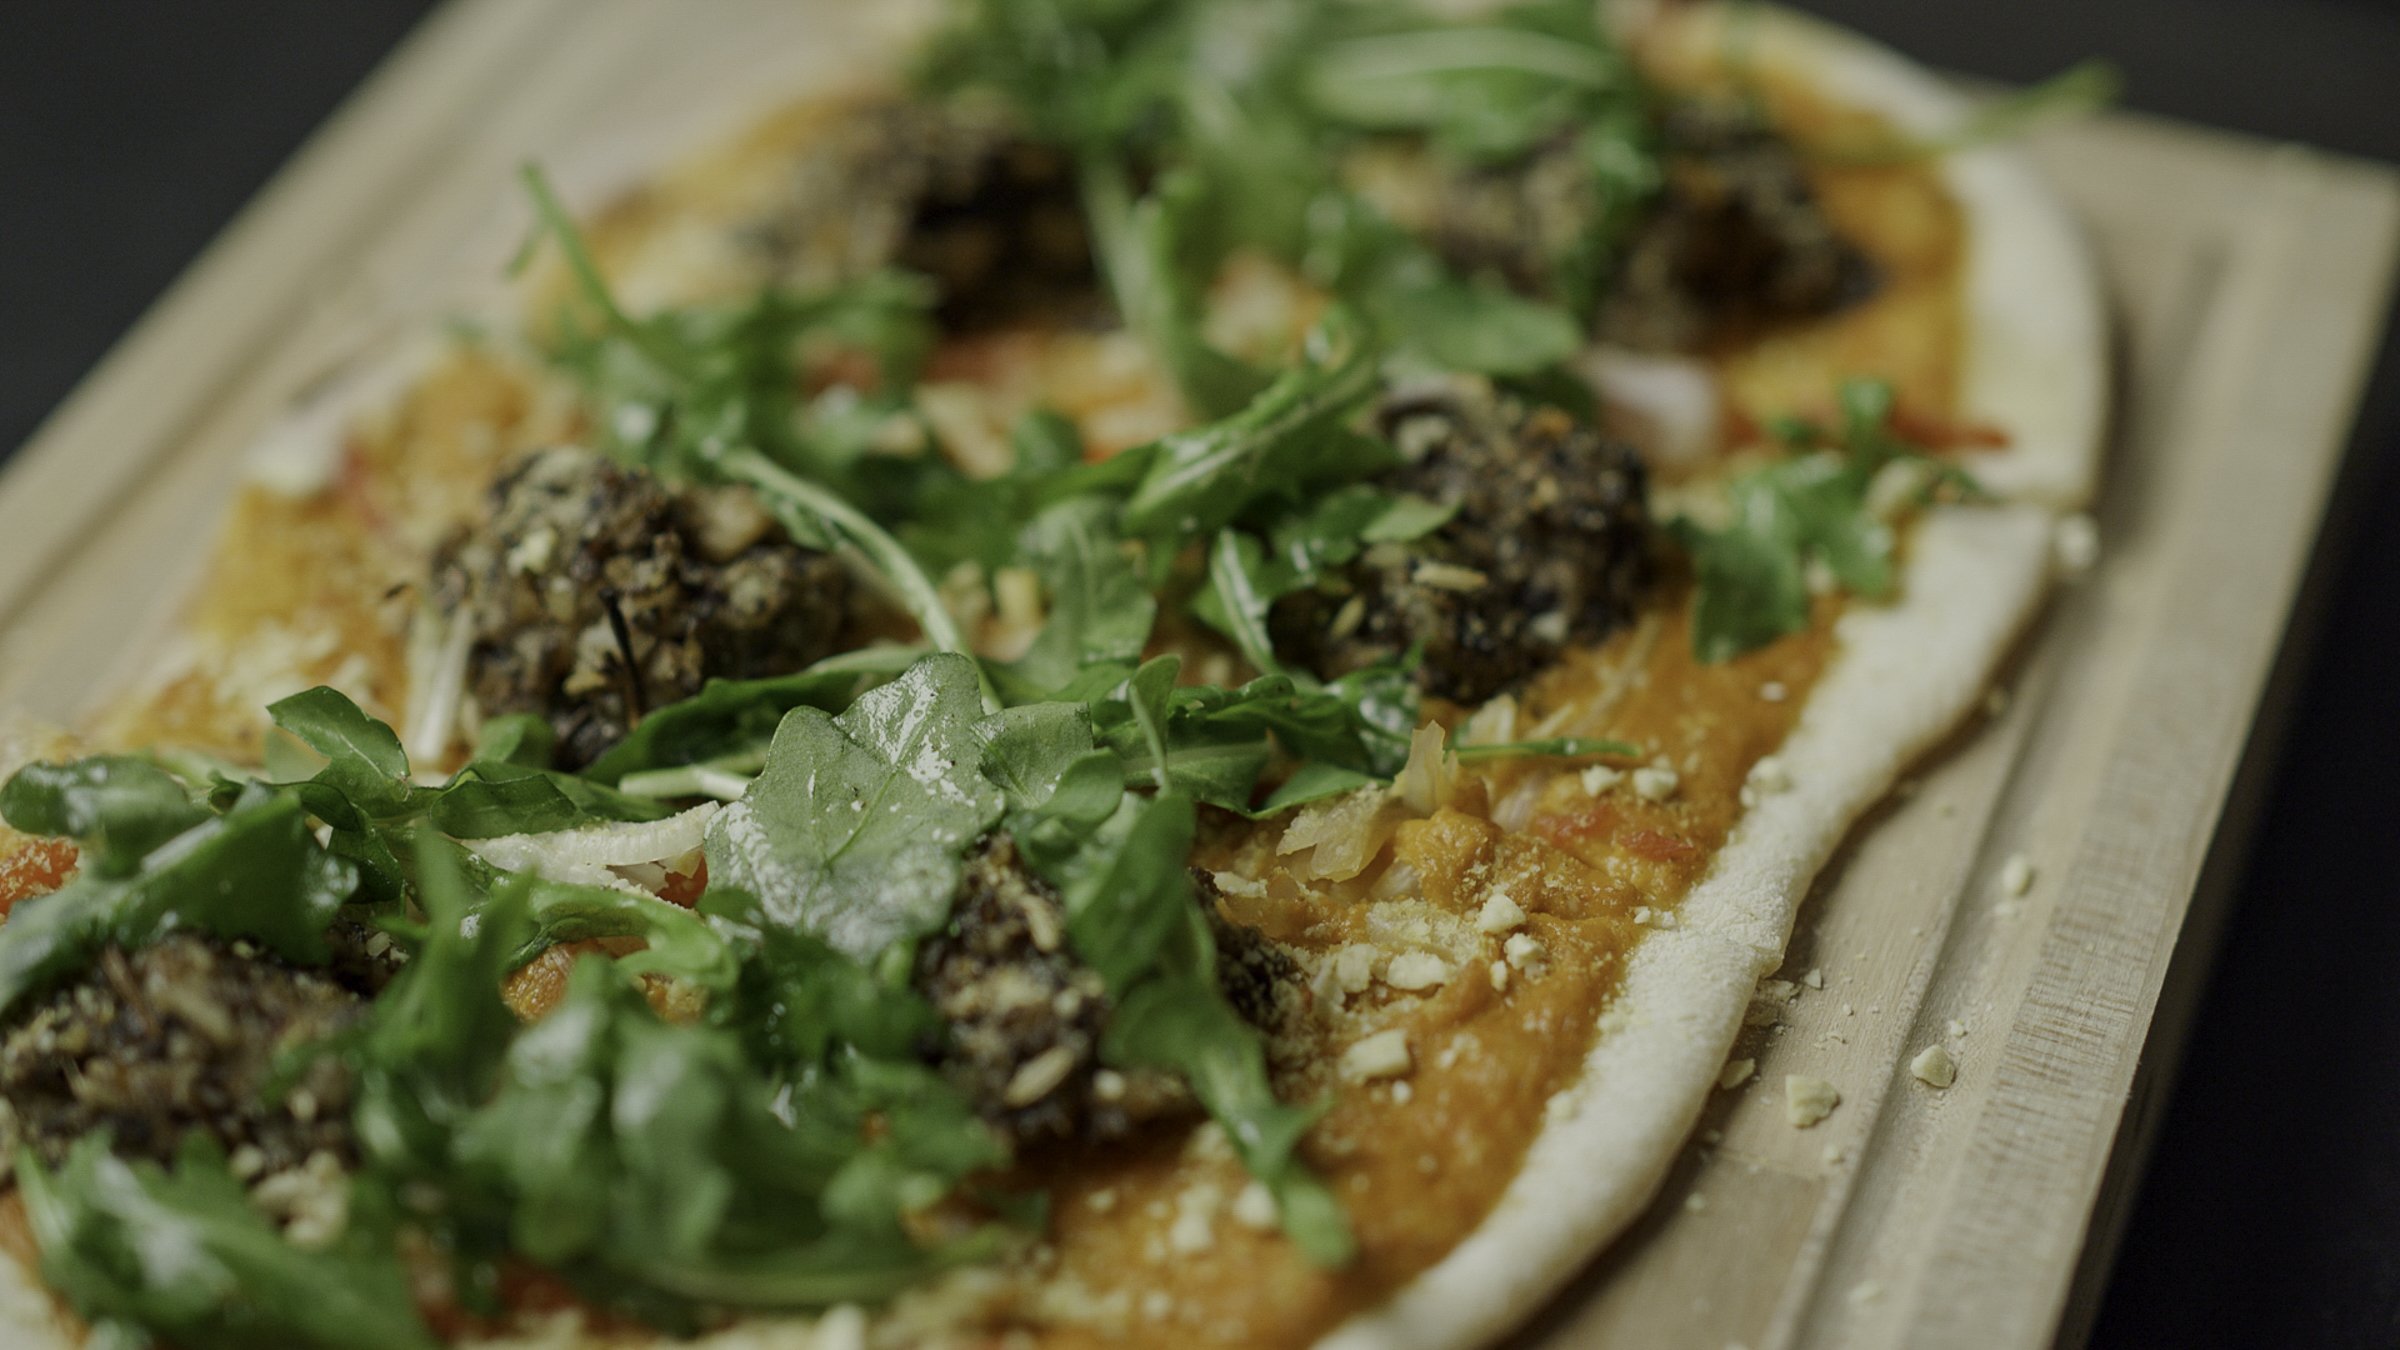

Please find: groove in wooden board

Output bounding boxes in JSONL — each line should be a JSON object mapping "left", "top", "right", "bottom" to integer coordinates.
{"left": 1775, "top": 137, "right": 2254, "bottom": 1350}
{"left": 1901, "top": 155, "right": 2400, "bottom": 1349}
{"left": 0, "top": 0, "right": 581, "bottom": 626}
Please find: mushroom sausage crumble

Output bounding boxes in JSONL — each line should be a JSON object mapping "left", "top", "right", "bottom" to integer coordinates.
{"left": 742, "top": 99, "right": 1100, "bottom": 330}
{"left": 0, "top": 936, "right": 364, "bottom": 1174}
{"left": 914, "top": 837, "right": 1302, "bottom": 1149}
{"left": 433, "top": 446, "right": 853, "bottom": 770}
{"left": 1270, "top": 381, "right": 1656, "bottom": 706}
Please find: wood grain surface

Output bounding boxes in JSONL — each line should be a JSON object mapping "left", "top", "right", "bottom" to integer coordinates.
{"left": 0, "top": 4, "right": 2391, "bottom": 1348}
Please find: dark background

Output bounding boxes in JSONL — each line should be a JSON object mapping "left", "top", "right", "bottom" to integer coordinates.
{"left": 3, "top": 2, "right": 2397, "bottom": 1345}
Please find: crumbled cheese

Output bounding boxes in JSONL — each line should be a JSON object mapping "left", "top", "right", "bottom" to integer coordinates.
{"left": 1342, "top": 1030, "right": 1414, "bottom": 1082}
{"left": 1718, "top": 1058, "right": 1756, "bottom": 1091}
{"left": 1211, "top": 870, "right": 1267, "bottom": 900}
{"left": 1168, "top": 1204, "right": 1216, "bottom": 1255}
{"left": 1803, "top": 968, "right": 1825, "bottom": 990}
{"left": 1331, "top": 944, "right": 1381, "bottom": 994}
{"left": 1999, "top": 853, "right": 2036, "bottom": 897}
{"left": 1330, "top": 595, "right": 1367, "bottom": 640}
{"left": 1910, "top": 1044, "right": 1959, "bottom": 1089}
{"left": 1092, "top": 1069, "right": 1127, "bottom": 1102}
{"left": 1759, "top": 681, "right": 1788, "bottom": 703}
{"left": 1747, "top": 755, "right": 1792, "bottom": 795}
{"left": 1502, "top": 932, "right": 1547, "bottom": 972}
{"left": 1413, "top": 560, "right": 1490, "bottom": 592}
{"left": 1630, "top": 764, "right": 1681, "bottom": 802}
{"left": 1489, "top": 959, "right": 1511, "bottom": 992}
{"left": 1391, "top": 1080, "right": 1414, "bottom": 1105}
{"left": 1579, "top": 764, "right": 1625, "bottom": 796}
{"left": 1231, "top": 1182, "right": 1278, "bottom": 1231}
{"left": 2053, "top": 513, "right": 2101, "bottom": 575}
{"left": 814, "top": 1305, "right": 869, "bottom": 1350}
{"left": 1946, "top": 1018, "right": 1970, "bottom": 1040}
{"left": 1003, "top": 1044, "right": 1080, "bottom": 1107}
{"left": 1382, "top": 951, "right": 1453, "bottom": 992}
{"left": 1783, "top": 1076, "right": 1841, "bottom": 1128}
{"left": 1757, "top": 978, "right": 1799, "bottom": 1004}
{"left": 1476, "top": 891, "right": 1528, "bottom": 934}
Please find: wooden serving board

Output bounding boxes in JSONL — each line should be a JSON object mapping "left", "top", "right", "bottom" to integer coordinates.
{"left": 1, "top": 3, "right": 2394, "bottom": 1348}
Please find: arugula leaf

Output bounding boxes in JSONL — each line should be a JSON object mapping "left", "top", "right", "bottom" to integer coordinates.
{"left": 418, "top": 760, "right": 670, "bottom": 839}
{"left": 698, "top": 887, "right": 946, "bottom": 1065}
{"left": 471, "top": 714, "right": 556, "bottom": 768}
{"left": 1674, "top": 380, "right": 1981, "bottom": 662}
{"left": 349, "top": 836, "right": 531, "bottom": 1175}
{"left": 1120, "top": 309, "right": 1385, "bottom": 540}
{"left": 704, "top": 654, "right": 1005, "bottom": 962}
{"left": 1190, "top": 483, "right": 1454, "bottom": 674}
{"left": 1452, "top": 736, "right": 1638, "bottom": 762}
{"left": 581, "top": 646, "right": 920, "bottom": 787}
{"left": 1033, "top": 788, "right": 1353, "bottom": 1264}
{"left": 441, "top": 958, "right": 1003, "bottom": 1314}
{"left": 18, "top": 1137, "right": 436, "bottom": 1350}
{"left": 518, "top": 168, "right": 979, "bottom": 681}
{"left": 268, "top": 686, "right": 414, "bottom": 816}
{"left": 503, "top": 873, "right": 740, "bottom": 996}
{"left": 1083, "top": 159, "right": 1271, "bottom": 419}
{"left": 0, "top": 755, "right": 208, "bottom": 877}
{"left": 994, "top": 500, "right": 1158, "bottom": 702}
{"left": 0, "top": 787, "right": 356, "bottom": 1021}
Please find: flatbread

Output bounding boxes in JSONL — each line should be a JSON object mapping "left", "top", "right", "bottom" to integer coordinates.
{"left": 0, "top": 4, "right": 2105, "bottom": 1348}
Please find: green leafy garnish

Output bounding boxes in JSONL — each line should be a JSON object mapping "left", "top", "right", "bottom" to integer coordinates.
{"left": 1453, "top": 737, "right": 1638, "bottom": 762}
{"left": 0, "top": 785, "right": 356, "bottom": 1021}
{"left": 518, "top": 167, "right": 981, "bottom": 684}
{"left": 703, "top": 653, "right": 1006, "bottom": 961}
{"left": 18, "top": 1137, "right": 436, "bottom": 1350}
{"left": 1673, "top": 379, "right": 1982, "bottom": 662}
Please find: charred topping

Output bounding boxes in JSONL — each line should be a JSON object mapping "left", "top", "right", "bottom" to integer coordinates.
{"left": 744, "top": 99, "right": 1099, "bottom": 331}
{"left": 0, "top": 936, "right": 362, "bottom": 1174}
{"left": 1269, "top": 381, "right": 1655, "bottom": 705}
{"left": 1595, "top": 100, "right": 1879, "bottom": 352}
{"left": 433, "top": 446, "right": 853, "bottom": 770}
{"left": 1382, "top": 99, "right": 1876, "bottom": 353}
{"left": 912, "top": 837, "right": 1299, "bottom": 1149}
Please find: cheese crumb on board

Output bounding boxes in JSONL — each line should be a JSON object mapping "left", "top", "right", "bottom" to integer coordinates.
{"left": 2053, "top": 513, "right": 2101, "bottom": 575}
{"left": 1784, "top": 1076, "right": 1841, "bottom": 1128}
{"left": 1999, "top": 853, "right": 2036, "bottom": 897}
{"left": 1803, "top": 967, "right": 1825, "bottom": 989}
{"left": 1718, "top": 1058, "right": 1756, "bottom": 1091}
{"left": 1342, "top": 1030, "right": 1413, "bottom": 1082}
{"left": 1910, "top": 1044, "right": 1959, "bottom": 1089}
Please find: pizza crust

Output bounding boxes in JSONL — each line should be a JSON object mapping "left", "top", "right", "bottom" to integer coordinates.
{"left": 1315, "top": 7, "right": 2106, "bottom": 1346}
